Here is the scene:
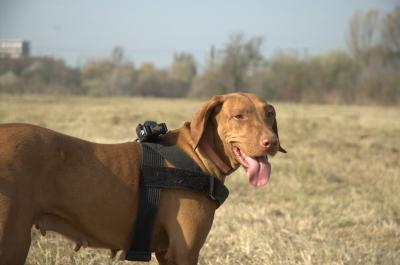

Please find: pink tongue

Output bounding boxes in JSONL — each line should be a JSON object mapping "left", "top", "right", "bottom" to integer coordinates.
{"left": 244, "top": 156, "right": 271, "bottom": 187}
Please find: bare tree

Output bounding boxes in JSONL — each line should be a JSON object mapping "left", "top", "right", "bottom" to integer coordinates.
{"left": 347, "top": 9, "right": 380, "bottom": 60}
{"left": 220, "top": 33, "right": 264, "bottom": 92}
{"left": 381, "top": 6, "right": 400, "bottom": 54}
{"left": 169, "top": 52, "right": 197, "bottom": 83}
{"left": 111, "top": 46, "right": 125, "bottom": 65}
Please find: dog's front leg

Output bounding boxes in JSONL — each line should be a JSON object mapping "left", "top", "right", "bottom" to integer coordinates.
{"left": 155, "top": 250, "right": 170, "bottom": 265}
{"left": 155, "top": 189, "right": 217, "bottom": 265}
{"left": 156, "top": 249, "right": 199, "bottom": 265}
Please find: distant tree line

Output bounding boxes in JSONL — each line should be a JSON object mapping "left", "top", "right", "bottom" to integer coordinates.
{"left": 0, "top": 7, "right": 399, "bottom": 104}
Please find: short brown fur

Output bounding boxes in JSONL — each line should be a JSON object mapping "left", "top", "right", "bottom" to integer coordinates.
{"left": 0, "top": 93, "right": 284, "bottom": 265}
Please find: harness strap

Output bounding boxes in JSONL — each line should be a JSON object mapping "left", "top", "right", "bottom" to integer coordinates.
{"left": 141, "top": 166, "right": 228, "bottom": 205}
{"left": 126, "top": 142, "right": 229, "bottom": 262}
{"left": 126, "top": 144, "right": 162, "bottom": 261}
{"left": 146, "top": 142, "right": 203, "bottom": 172}
{"left": 144, "top": 142, "right": 228, "bottom": 205}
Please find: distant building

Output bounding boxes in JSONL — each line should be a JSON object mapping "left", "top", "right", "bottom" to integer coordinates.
{"left": 0, "top": 40, "right": 30, "bottom": 58}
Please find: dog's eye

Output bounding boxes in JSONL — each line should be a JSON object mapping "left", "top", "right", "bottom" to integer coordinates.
{"left": 267, "top": 111, "right": 275, "bottom": 118}
{"left": 233, "top": 114, "right": 246, "bottom": 120}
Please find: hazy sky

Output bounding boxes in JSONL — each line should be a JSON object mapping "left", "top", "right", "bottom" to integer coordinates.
{"left": 0, "top": 0, "right": 398, "bottom": 68}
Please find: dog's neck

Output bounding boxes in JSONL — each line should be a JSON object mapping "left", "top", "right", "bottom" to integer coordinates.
{"left": 198, "top": 139, "right": 232, "bottom": 175}
{"left": 161, "top": 123, "right": 228, "bottom": 182}
{"left": 199, "top": 122, "right": 239, "bottom": 175}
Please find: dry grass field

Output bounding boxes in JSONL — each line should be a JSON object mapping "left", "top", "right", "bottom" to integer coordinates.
{"left": 0, "top": 95, "right": 399, "bottom": 265}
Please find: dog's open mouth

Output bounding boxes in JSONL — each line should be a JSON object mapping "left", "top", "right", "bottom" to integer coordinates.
{"left": 233, "top": 147, "right": 271, "bottom": 187}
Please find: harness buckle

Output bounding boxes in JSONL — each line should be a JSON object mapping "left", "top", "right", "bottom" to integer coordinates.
{"left": 209, "top": 176, "right": 216, "bottom": 201}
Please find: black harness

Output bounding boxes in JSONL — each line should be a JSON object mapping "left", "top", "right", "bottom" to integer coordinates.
{"left": 125, "top": 141, "right": 229, "bottom": 261}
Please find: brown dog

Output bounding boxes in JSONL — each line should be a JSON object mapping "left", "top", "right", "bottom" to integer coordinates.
{"left": 0, "top": 93, "right": 285, "bottom": 265}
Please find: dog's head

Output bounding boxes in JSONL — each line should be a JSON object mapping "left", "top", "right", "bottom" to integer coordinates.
{"left": 190, "top": 92, "right": 286, "bottom": 187}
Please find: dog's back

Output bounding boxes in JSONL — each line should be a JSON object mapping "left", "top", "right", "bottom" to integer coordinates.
{"left": 0, "top": 123, "right": 141, "bottom": 264}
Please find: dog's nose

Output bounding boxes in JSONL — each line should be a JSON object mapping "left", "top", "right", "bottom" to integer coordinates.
{"left": 261, "top": 136, "right": 278, "bottom": 149}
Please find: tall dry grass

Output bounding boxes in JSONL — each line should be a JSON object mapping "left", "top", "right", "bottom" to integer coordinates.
{"left": 0, "top": 95, "right": 399, "bottom": 265}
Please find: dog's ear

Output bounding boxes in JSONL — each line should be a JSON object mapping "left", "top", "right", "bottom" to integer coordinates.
{"left": 269, "top": 105, "right": 287, "bottom": 153}
{"left": 272, "top": 115, "right": 287, "bottom": 153}
{"left": 190, "top": 95, "right": 224, "bottom": 149}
